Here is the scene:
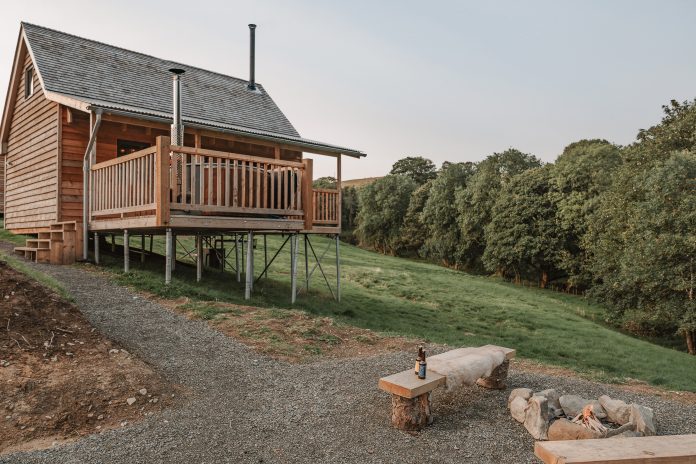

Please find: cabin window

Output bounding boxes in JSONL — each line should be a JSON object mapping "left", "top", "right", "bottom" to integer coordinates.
{"left": 24, "top": 67, "right": 34, "bottom": 99}
{"left": 117, "top": 140, "right": 150, "bottom": 156}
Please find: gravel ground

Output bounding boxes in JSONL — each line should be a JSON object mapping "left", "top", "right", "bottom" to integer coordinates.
{"left": 2, "top": 259, "right": 696, "bottom": 464}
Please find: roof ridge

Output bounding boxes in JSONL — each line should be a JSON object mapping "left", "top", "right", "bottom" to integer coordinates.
{"left": 20, "top": 21, "right": 256, "bottom": 87}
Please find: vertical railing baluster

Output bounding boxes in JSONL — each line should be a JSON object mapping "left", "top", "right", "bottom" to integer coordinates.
{"left": 241, "top": 160, "right": 247, "bottom": 207}
{"left": 225, "top": 159, "right": 230, "bottom": 206}
{"left": 270, "top": 166, "right": 275, "bottom": 209}
{"left": 233, "top": 160, "right": 238, "bottom": 207}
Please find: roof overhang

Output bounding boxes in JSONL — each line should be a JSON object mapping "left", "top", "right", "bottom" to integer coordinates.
{"left": 87, "top": 102, "right": 366, "bottom": 158}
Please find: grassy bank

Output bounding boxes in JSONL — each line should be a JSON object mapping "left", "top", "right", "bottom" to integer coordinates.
{"left": 90, "top": 232, "right": 696, "bottom": 392}
{"left": 0, "top": 220, "right": 71, "bottom": 300}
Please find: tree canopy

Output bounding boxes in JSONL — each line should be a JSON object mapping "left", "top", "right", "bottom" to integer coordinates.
{"left": 389, "top": 156, "right": 438, "bottom": 184}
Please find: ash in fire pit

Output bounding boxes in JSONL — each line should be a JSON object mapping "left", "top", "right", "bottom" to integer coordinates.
{"left": 508, "top": 388, "right": 657, "bottom": 441}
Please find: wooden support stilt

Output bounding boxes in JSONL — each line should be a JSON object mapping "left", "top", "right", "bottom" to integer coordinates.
{"left": 171, "top": 234, "right": 176, "bottom": 271}
{"left": 123, "top": 229, "right": 130, "bottom": 273}
{"left": 141, "top": 234, "right": 145, "bottom": 263}
{"left": 196, "top": 234, "right": 203, "bottom": 283}
{"left": 304, "top": 234, "right": 309, "bottom": 292}
{"left": 235, "top": 234, "right": 241, "bottom": 283}
{"left": 336, "top": 234, "right": 341, "bottom": 303}
{"left": 245, "top": 231, "right": 253, "bottom": 300}
{"left": 111, "top": 234, "right": 116, "bottom": 252}
{"left": 94, "top": 232, "right": 100, "bottom": 265}
{"left": 263, "top": 234, "right": 268, "bottom": 279}
{"left": 291, "top": 234, "right": 298, "bottom": 303}
{"left": 149, "top": 235, "right": 153, "bottom": 253}
{"left": 165, "top": 228, "right": 172, "bottom": 285}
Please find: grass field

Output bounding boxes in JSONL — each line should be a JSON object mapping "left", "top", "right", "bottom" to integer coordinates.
{"left": 86, "top": 231, "right": 696, "bottom": 392}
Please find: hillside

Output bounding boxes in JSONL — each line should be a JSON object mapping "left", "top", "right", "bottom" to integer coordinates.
{"left": 341, "top": 177, "right": 381, "bottom": 188}
{"left": 68, "top": 232, "right": 696, "bottom": 393}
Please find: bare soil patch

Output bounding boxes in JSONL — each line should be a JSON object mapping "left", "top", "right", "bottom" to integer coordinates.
{"left": 153, "top": 296, "right": 417, "bottom": 363}
{"left": 0, "top": 261, "right": 178, "bottom": 454}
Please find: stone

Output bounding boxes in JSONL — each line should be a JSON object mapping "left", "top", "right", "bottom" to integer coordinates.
{"left": 559, "top": 395, "right": 607, "bottom": 419}
{"left": 547, "top": 418, "right": 600, "bottom": 441}
{"left": 139, "top": 388, "right": 147, "bottom": 396}
{"left": 524, "top": 395, "right": 549, "bottom": 440}
{"left": 508, "top": 388, "right": 533, "bottom": 407}
{"left": 604, "top": 422, "right": 637, "bottom": 438}
{"left": 629, "top": 404, "right": 656, "bottom": 436}
{"left": 126, "top": 397, "right": 136, "bottom": 406}
{"left": 509, "top": 396, "right": 528, "bottom": 423}
{"left": 598, "top": 395, "right": 631, "bottom": 425}
{"left": 535, "top": 389, "right": 561, "bottom": 410}
{"left": 548, "top": 406, "right": 564, "bottom": 420}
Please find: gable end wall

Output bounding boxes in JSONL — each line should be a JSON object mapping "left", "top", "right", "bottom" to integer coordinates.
{"left": 4, "top": 49, "right": 59, "bottom": 231}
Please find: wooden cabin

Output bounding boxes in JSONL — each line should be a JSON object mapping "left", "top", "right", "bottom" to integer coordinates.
{"left": 0, "top": 23, "right": 364, "bottom": 249}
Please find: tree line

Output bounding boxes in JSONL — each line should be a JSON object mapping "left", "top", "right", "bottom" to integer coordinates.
{"left": 341, "top": 99, "right": 696, "bottom": 354}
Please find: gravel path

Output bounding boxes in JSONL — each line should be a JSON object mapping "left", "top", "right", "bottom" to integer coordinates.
{"left": 2, "top": 260, "right": 696, "bottom": 463}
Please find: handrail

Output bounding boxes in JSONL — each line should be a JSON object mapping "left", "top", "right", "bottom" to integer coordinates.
{"left": 90, "top": 144, "right": 159, "bottom": 219}
{"left": 91, "top": 146, "right": 157, "bottom": 170}
{"left": 170, "top": 144, "right": 306, "bottom": 215}
{"left": 312, "top": 188, "right": 340, "bottom": 225}
{"left": 171, "top": 145, "right": 304, "bottom": 168}
{"left": 88, "top": 139, "right": 341, "bottom": 231}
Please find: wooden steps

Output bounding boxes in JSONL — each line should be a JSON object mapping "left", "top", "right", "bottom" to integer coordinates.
{"left": 12, "top": 221, "right": 80, "bottom": 265}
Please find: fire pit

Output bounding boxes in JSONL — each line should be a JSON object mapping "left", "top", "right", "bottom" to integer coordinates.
{"left": 508, "top": 388, "right": 657, "bottom": 441}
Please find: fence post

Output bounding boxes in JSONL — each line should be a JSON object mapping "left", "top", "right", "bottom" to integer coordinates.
{"left": 155, "top": 136, "right": 171, "bottom": 226}
{"left": 302, "top": 158, "right": 313, "bottom": 230}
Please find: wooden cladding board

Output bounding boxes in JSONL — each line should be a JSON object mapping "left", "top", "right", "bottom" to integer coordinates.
{"left": 4, "top": 49, "right": 59, "bottom": 230}
{"left": 0, "top": 153, "right": 5, "bottom": 212}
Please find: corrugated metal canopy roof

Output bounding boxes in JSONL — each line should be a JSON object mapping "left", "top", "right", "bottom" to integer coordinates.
{"left": 20, "top": 22, "right": 365, "bottom": 157}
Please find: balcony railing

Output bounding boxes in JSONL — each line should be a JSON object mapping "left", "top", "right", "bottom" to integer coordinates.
{"left": 89, "top": 136, "right": 340, "bottom": 231}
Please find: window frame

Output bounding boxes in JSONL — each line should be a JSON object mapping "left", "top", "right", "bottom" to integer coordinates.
{"left": 24, "top": 67, "right": 34, "bottom": 99}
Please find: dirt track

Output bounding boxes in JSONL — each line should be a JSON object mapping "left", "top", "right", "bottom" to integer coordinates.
{"left": 2, "top": 259, "right": 696, "bottom": 463}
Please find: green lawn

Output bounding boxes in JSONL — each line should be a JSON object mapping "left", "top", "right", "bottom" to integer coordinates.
{"left": 89, "top": 232, "right": 696, "bottom": 392}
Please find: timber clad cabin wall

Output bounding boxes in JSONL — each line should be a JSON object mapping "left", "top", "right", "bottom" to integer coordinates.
{"left": 4, "top": 51, "right": 59, "bottom": 232}
{"left": 0, "top": 153, "right": 5, "bottom": 213}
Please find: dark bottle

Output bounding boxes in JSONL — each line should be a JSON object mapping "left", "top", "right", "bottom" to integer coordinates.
{"left": 414, "top": 345, "right": 424, "bottom": 375}
{"left": 418, "top": 350, "right": 427, "bottom": 379}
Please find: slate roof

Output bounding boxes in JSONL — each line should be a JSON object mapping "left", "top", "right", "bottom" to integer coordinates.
{"left": 20, "top": 22, "right": 364, "bottom": 156}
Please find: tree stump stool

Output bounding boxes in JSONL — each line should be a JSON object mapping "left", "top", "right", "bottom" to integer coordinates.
{"left": 391, "top": 392, "right": 433, "bottom": 430}
{"left": 378, "top": 370, "right": 446, "bottom": 431}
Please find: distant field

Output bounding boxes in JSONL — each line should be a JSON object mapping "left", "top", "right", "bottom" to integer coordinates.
{"left": 87, "top": 232, "right": 696, "bottom": 392}
{"left": 341, "top": 177, "right": 381, "bottom": 188}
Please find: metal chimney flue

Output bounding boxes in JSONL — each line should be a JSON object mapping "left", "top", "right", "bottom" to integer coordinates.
{"left": 169, "top": 68, "right": 185, "bottom": 145}
{"left": 248, "top": 24, "right": 257, "bottom": 91}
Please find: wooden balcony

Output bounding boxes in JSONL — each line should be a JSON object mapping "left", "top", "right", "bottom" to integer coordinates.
{"left": 88, "top": 137, "right": 340, "bottom": 234}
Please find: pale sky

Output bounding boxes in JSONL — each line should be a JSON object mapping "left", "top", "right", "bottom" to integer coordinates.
{"left": 1, "top": 0, "right": 695, "bottom": 180}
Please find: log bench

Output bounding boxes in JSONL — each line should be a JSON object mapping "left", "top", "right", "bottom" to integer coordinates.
{"left": 535, "top": 434, "right": 696, "bottom": 464}
{"left": 378, "top": 345, "right": 516, "bottom": 430}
